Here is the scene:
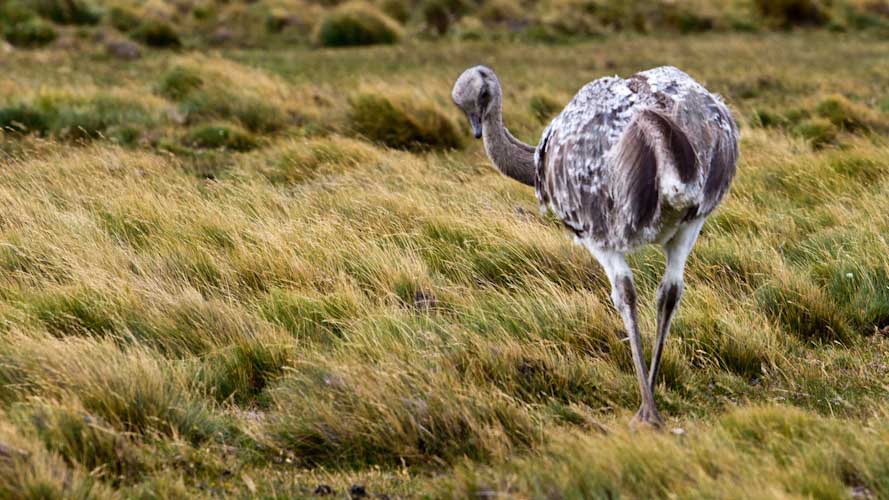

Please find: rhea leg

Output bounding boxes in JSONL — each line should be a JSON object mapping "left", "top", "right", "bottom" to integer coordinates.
{"left": 586, "top": 245, "right": 661, "bottom": 428}
{"left": 649, "top": 218, "right": 705, "bottom": 390}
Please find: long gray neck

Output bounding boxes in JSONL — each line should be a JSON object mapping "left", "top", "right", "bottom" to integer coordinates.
{"left": 482, "top": 93, "right": 536, "bottom": 187}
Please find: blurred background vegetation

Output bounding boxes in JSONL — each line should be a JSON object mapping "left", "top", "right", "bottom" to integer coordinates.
{"left": 2, "top": 0, "right": 889, "bottom": 50}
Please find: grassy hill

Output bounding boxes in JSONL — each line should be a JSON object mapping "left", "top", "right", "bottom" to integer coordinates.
{"left": 1, "top": 3, "right": 889, "bottom": 497}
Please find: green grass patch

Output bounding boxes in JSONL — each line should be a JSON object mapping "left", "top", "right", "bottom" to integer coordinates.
{"left": 156, "top": 66, "right": 204, "bottom": 100}
{"left": 259, "top": 289, "right": 360, "bottom": 342}
{"left": 182, "top": 123, "right": 258, "bottom": 151}
{"left": 753, "top": 0, "right": 829, "bottom": 28}
{"left": 108, "top": 5, "right": 141, "bottom": 32}
{"left": 794, "top": 117, "right": 838, "bottom": 149}
{"left": 29, "top": 289, "right": 117, "bottom": 338}
{"left": 155, "top": 58, "right": 291, "bottom": 133}
{"left": 131, "top": 19, "right": 182, "bottom": 48}
{"left": 18, "top": 402, "right": 147, "bottom": 486}
{"left": 0, "top": 103, "right": 51, "bottom": 134}
{"left": 348, "top": 93, "right": 462, "bottom": 151}
{"left": 314, "top": 1, "right": 402, "bottom": 47}
{"left": 31, "top": 0, "right": 100, "bottom": 25}
{"left": 3, "top": 17, "right": 57, "bottom": 48}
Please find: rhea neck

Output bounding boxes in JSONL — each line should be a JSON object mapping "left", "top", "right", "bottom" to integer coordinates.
{"left": 480, "top": 90, "right": 537, "bottom": 187}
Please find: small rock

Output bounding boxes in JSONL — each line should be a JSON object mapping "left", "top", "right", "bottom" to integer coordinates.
{"left": 851, "top": 485, "right": 874, "bottom": 499}
{"left": 208, "top": 27, "right": 234, "bottom": 46}
{"left": 0, "top": 442, "right": 28, "bottom": 460}
{"left": 313, "top": 484, "right": 333, "bottom": 496}
{"left": 323, "top": 372, "right": 346, "bottom": 389}
{"left": 283, "top": 15, "right": 306, "bottom": 30}
{"left": 166, "top": 107, "right": 187, "bottom": 125}
{"left": 671, "top": 427, "right": 686, "bottom": 436}
{"left": 242, "top": 473, "right": 257, "bottom": 494}
{"left": 106, "top": 40, "right": 141, "bottom": 60}
{"left": 414, "top": 289, "right": 437, "bottom": 311}
{"left": 513, "top": 206, "right": 537, "bottom": 219}
{"left": 53, "top": 36, "right": 79, "bottom": 50}
{"left": 401, "top": 397, "right": 429, "bottom": 420}
{"left": 350, "top": 484, "right": 367, "bottom": 499}
{"left": 474, "top": 489, "right": 497, "bottom": 500}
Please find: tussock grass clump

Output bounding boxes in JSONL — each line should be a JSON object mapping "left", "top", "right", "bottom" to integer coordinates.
{"left": 756, "top": 270, "right": 852, "bottom": 343}
{"left": 29, "top": 288, "right": 116, "bottom": 338}
{"left": 792, "top": 227, "right": 889, "bottom": 334}
{"left": 477, "top": 0, "right": 526, "bottom": 27}
{"left": 348, "top": 93, "right": 462, "bottom": 151}
{"left": 192, "top": 333, "right": 294, "bottom": 404}
{"left": 420, "top": 0, "right": 464, "bottom": 35}
{"left": 259, "top": 288, "right": 362, "bottom": 340}
{"left": 47, "top": 94, "right": 158, "bottom": 142}
{"left": 0, "top": 1, "right": 35, "bottom": 24}
{"left": 156, "top": 55, "right": 293, "bottom": 133}
{"left": 156, "top": 65, "right": 204, "bottom": 100}
{"left": 266, "top": 358, "right": 540, "bottom": 466}
{"left": 1, "top": 91, "right": 160, "bottom": 142}
{"left": 756, "top": 94, "right": 886, "bottom": 148}
{"left": 666, "top": 8, "right": 716, "bottom": 33}
{"left": 108, "top": 5, "right": 141, "bottom": 32}
{"left": 31, "top": 0, "right": 100, "bottom": 25}
{"left": 18, "top": 401, "right": 147, "bottom": 485}
{"left": 131, "top": 19, "right": 182, "bottom": 48}
{"left": 0, "top": 104, "right": 51, "bottom": 134}
{"left": 794, "top": 117, "right": 838, "bottom": 149}
{"left": 3, "top": 18, "right": 57, "bottom": 48}
{"left": 672, "top": 299, "right": 772, "bottom": 380}
{"left": 828, "top": 153, "right": 885, "bottom": 183}
{"left": 0, "top": 419, "right": 112, "bottom": 498}
{"left": 533, "top": 1, "right": 602, "bottom": 38}
{"left": 313, "top": 2, "right": 402, "bottom": 47}
{"left": 380, "top": 0, "right": 411, "bottom": 24}
{"left": 447, "top": 335, "right": 627, "bottom": 408}
{"left": 0, "top": 333, "right": 227, "bottom": 444}
{"left": 442, "top": 406, "right": 889, "bottom": 498}
{"left": 815, "top": 94, "right": 886, "bottom": 132}
{"left": 182, "top": 123, "right": 258, "bottom": 151}
{"left": 754, "top": 0, "right": 830, "bottom": 28}
{"left": 528, "top": 93, "right": 561, "bottom": 123}
{"left": 248, "top": 135, "right": 382, "bottom": 184}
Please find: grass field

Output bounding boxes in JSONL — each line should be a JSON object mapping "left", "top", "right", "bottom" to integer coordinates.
{"left": 2, "top": 2, "right": 889, "bottom": 497}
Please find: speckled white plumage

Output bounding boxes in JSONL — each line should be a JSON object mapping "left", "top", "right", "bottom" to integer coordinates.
{"left": 535, "top": 66, "right": 739, "bottom": 251}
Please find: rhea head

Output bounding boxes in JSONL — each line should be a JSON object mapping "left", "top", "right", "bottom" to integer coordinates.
{"left": 451, "top": 65, "right": 498, "bottom": 139}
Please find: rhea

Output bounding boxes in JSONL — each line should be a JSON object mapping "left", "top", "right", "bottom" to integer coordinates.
{"left": 452, "top": 65, "right": 739, "bottom": 428}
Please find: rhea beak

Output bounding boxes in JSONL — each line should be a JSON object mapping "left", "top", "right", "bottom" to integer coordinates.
{"left": 469, "top": 113, "right": 482, "bottom": 139}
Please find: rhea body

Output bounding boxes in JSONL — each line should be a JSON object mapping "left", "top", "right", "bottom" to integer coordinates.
{"left": 452, "top": 65, "right": 739, "bottom": 428}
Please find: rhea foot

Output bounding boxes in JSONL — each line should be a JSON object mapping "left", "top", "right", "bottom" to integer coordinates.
{"left": 630, "top": 405, "right": 664, "bottom": 430}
